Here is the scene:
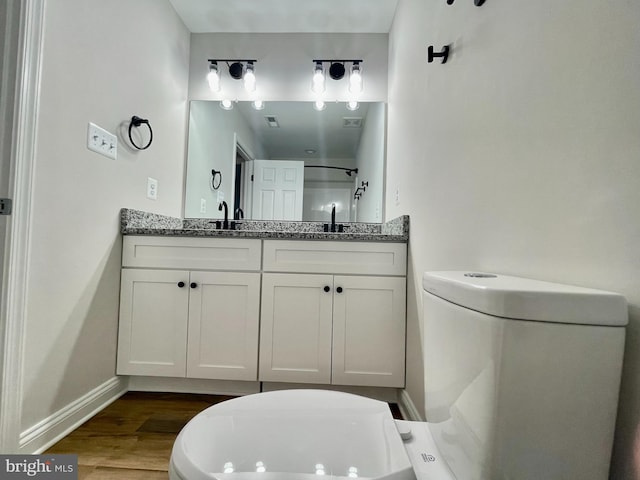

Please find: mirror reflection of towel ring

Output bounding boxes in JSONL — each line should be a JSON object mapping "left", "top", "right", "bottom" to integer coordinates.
{"left": 128, "top": 116, "right": 153, "bottom": 150}
{"left": 211, "top": 169, "right": 222, "bottom": 190}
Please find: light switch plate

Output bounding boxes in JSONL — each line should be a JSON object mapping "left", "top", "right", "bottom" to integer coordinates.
{"left": 87, "top": 122, "right": 117, "bottom": 160}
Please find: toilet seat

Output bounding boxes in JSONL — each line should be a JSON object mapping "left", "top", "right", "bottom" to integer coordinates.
{"left": 170, "top": 389, "right": 421, "bottom": 480}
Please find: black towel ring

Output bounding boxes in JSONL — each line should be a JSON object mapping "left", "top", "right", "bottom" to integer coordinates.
{"left": 128, "top": 116, "right": 153, "bottom": 150}
{"left": 211, "top": 169, "right": 222, "bottom": 190}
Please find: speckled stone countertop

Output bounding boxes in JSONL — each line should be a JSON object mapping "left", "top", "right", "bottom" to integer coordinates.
{"left": 120, "top": 208, "right": 409, "bottom": 242}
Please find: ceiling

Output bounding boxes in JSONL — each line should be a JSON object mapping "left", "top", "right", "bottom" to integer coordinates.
{"left": 234, "top": 101, "right": 372, "bottom": 159}
{"left": 169, "top": 0, "right": 399, "bottom": 33}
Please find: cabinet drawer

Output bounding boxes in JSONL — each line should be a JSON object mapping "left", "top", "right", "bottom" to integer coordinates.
{"left": 263, "top": 240, "right": 406, "bottom": 276}
{"left": 122, "top": 236, "right": 261, "bottom": 271}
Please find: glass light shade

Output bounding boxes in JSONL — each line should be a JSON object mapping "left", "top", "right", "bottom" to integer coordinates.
{"left": 349, "top": 65, "right": 363, "bottom": 94}
{"left": 312, "top": 64, "right": 325, "bottom": 93}
{"left": 252, "top": 100, "right": 265, "bottom": 110}
{"left": 244, "top": 64, "right": 256, "bottom": 93}
{"left": 220, "top": 99, "right": 234, "bottom": 110}
{"left": 313, "top": 100, "right": 326, "bottom": 111}
{"left": 207, "top": 67, "right": 220, "bottom": 92}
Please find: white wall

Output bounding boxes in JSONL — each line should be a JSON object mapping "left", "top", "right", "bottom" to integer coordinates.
{"left": 20, "top": 0, "right": 189, "bottom": 436}
{"left": 386, "top": 0, "right": 640, "bottom": 478}
{"left": 355, "top": 102, "right": 385, "bottom": 222}
{"left": 184, "top": 101, "right": 265, "bottom": 218}
{"left": 188, "top": 33, "right": 388, "bottom": 102}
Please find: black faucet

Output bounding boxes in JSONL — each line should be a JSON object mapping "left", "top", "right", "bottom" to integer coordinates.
{"left": 234, "top": 207, "right": 244, "bottom": 220}
{"left": 331, "top": 203, "right": 336, "bottom": 232}
{"left": 323, "top": 203, "right": 343, "bottom": 233}
{"left": 218, "top": 201, "right": 229, "bottom": 229}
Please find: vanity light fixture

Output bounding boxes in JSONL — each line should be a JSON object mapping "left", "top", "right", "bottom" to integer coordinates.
{"left": 312, "top": 59, "right": 363, "bottom": 91}
{"left": 220, "top": 99, "right": 234, "bottom": 110}
{"left": 207, "top": 58, "right": 258, "bottom": 93}
{"left": 313, "top": 99, "right": 326, "bottom": 111}
{"left": 252, "top": 99, "right": 265, "bottom": 110}
{"left": 346, "top": 100, "right": 359, "bottom": 111}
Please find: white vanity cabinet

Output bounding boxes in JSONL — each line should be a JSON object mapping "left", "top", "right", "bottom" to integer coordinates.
{"left": 117, "top": 236, "right": 261, "bottom": 381}
{"left": 259, "top": 240, "right": 407, "bottom": 388}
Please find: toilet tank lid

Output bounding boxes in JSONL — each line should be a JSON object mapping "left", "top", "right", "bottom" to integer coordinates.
{"left": 422, "top": 271, "right": 628, "bottom": 326}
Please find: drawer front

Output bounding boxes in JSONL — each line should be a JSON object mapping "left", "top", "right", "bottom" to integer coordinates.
{"left": 263, "top": 240, "right": 407, "bottom": 276}
{"left": 122, "top": 236, "right": 261, "bottom": 271}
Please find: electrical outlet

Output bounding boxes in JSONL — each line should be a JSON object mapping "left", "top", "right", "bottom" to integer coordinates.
{"left": 147, "top": 177, "right": 158, "bottom": 200}
{"left": 200, "top": 198, "right": 207, "bottom": 213}
{"left": 87, "top": 122, "right": 117, "bottom": 160}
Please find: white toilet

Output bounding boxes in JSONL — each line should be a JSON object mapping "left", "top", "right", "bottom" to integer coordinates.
{"left": 169, "top": 271, "right": 627, "bottom": 480}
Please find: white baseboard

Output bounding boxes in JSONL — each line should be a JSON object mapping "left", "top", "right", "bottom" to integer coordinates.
{"left": 19, "top": 376, "right": 127, "bottom": 454}
{"left": 398, "top": 389, "right": 424, "bottom": 421}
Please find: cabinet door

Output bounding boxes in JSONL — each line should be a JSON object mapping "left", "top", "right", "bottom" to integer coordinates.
{"left": 259, "top": 273, "right": 333, "bottom": 383}
{"left": 117, "top": 269, "right": 189, "bottom": 377}
{"left": 187, "top": 272, "right": 261, "bottom": 381}
{"left": 332, "top": 276, "right": 406, "bottom": 387}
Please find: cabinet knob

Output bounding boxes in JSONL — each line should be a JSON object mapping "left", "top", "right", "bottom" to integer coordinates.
{"left": 177, "top": 281, "right": 185, "bottom": 288}
{"left": 336, "top": 286, "right": 343, "bottom": 294}
{"left": 323, "top": 286, "right": 331, "bottom": 293}
{"left": 190, "top": 282, "right": 198, "bottom": 289}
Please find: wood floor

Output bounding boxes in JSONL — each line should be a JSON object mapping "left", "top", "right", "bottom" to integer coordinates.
{"left": 45, "top": 391, "right": 403, "bottom": 479}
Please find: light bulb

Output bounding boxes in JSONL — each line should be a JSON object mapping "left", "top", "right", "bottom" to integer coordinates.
{"left": 312, "top": 63, "right": 325, "bottom": 93}
{"left": 244, "top": 62, "right": 256, "bottom": 93}
{"left": 349, "top": 63, "right": 363, "bottom": 94}
{"left": 220, "top": 99, "right": 233, "bottom": 110}
{"left": 346, "top": 101, "right": 359, "bottom": 111}
{"left": 252, "top": 100, "right": 265, "bottom": 110}
{"left": 207, "top": 62, "right": 220, "bottom": 92}
{"left": 314, "top": 100, "right": 326, "bottom": 111}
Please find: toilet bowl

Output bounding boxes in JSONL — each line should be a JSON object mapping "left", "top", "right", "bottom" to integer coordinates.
{"left": 170, "top": 271, "right": 627, "bottom": 480}
{"left": 169, "top": 389, "right": 449, "bottom": 480}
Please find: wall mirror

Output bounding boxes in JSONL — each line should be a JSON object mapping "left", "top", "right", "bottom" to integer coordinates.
{"left": 184, "top": 100, "right": 386, "bottom": 223}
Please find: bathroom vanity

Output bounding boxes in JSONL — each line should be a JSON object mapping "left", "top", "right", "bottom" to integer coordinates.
{"left": 116, "top": 209, "right": 408, "bottom": 392}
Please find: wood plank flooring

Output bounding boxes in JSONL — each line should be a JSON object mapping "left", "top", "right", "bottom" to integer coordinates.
{"left": 45, "top": 391, "right": 403, "bottom": 479}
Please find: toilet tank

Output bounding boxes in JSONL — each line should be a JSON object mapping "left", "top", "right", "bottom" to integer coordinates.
{"left": 421, "top": 272, "right": 627, "bottom": 480}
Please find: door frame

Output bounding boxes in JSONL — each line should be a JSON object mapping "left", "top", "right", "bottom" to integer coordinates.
{"left": 0, "top": 0, "right": 44, "bottom": 453}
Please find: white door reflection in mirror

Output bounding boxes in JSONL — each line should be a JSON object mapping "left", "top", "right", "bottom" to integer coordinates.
{"left": 250, "top": 160, "right": 304, "bottom": 220}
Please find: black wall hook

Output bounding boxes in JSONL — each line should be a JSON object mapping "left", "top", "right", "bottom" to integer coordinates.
{"left": 128, "top": 116, "right": 153, "bottom": 150}
{"left": 428, "top": 45, "right": 450, "bottom": 64}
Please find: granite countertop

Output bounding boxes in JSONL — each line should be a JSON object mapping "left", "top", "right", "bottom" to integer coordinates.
{"left": 120, "top": 209, "right": 409, "bottom": 242}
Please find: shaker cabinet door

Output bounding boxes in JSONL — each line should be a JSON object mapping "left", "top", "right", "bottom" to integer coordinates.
{"left": 331, "top": 275, "right": 406, "bottom": 387}
{"left": 117, "top": 269, "right": 190, "bottom": 377}
{"left": 259, "top": 273, "right": 333, "bottom": 384}
{"left": 187, "top": 271, "right": 261, "bottom": 381}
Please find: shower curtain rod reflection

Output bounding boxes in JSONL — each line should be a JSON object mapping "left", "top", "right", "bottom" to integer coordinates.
{"left": 304, "top": 166, "right": 358, "bottom": 177}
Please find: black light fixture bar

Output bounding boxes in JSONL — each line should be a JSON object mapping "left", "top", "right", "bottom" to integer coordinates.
{"left": 312, "top": 59, "right": 362, "bottom": 64}
{"left": 208, "top": 59, "right": 257, "bottom": 63}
